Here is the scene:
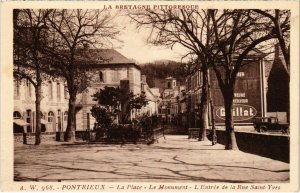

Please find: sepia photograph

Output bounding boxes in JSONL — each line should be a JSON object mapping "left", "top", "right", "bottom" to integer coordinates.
{"left": 1, "top": 1, "right": 299, "bottom": 192}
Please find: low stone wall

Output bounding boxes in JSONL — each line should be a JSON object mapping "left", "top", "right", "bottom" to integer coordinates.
{"left": 14, "top": 132, "right": 56, "bottom": 144}
{"left": 14, "top": 131, "right": 88, "bottom": 144}
{"left": 14, "top": 128, "right": 165, "bottom": 145}
{"left": 188, "top": 129, "right": 290, "bottom": 163}
{"left": 215, "top": 130, "right": 289, "bottom": 163}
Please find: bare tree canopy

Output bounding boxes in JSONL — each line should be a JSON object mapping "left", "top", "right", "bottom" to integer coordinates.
{"left": 43, "top": 9, "right": 121, "bottom": 141}
{"left": 253, "top": 9, "right": 290, "bottom": 75}
{"left": 15, "top": 9, "right": 121, "bottom": 142}
{"left": 129, "top": 9, "right": 290, "bottom": 149}
{"left": 14, "top": 9, "right": 55, "bottom": 145}
{"left": 130, "top": 9, "right": 215, "bottom": 141}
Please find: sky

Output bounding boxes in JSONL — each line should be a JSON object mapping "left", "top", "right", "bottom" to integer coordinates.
{"left": 114, "top": 15, "right": 188, "bottom": 64}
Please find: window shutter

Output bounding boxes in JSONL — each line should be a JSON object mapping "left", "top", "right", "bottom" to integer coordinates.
{"left": 103, "top": 71, "right": 106, "bottom": 83}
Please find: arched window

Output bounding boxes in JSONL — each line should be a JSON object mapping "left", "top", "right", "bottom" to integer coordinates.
{"left": 64, "top": 111, "right": 68, "bottom": 121}
{"left": 13, "top": 111, "right": 21, "bottom": 119}
{"left": 48, "top": 111, "right": 54, "bottom": 122}
{"left": 99, "top": 71, "right": 103, "bottom": 82}
{"left": 168, "top": 82, "right": 171, "bottom": 88}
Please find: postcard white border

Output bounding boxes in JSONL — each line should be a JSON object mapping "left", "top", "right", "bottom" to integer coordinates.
{"left": 1, "top": 1, "right": 299, "bottom": 192}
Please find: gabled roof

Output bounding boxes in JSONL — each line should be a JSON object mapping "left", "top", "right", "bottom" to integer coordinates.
{"left": 230, "top": 47, "right": 267, "bottom": 59}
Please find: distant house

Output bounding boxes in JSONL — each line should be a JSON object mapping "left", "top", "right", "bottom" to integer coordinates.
{"left": 137, "top": 75, "right": 160, "bottom": 118}
{"left": 158, "top": 77, "right": 185, "bottom": 123}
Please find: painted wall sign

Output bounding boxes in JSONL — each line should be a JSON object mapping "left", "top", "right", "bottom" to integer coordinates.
{"left": 216, "top": 104, "right": 258, "bottom": 122}
{"left": 210, "top": 59, "right": 264, "bottom": 124}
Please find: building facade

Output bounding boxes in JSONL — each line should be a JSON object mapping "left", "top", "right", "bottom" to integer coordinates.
{"left": 210, "top": 54, "right": 267, "bottom": 125}
{"left": 180, "top": 70, "right": 202, "bottom": 128}
{"left": 14, "top": 78, "right": 69, "bottom": 133}
{"left": 14, "top": 49, "right": 159, "bottom": 134}
{"left": 75, "top": 49, "right": 143, "bottom": 130}
{"left": 138, "top": 75, "right": 160, "bottom": 118}
{"left": 158, "top": 77, "right": 185, "bottom": 124}
{"left": 178, "top": 49, "right": 283, "bottom": 129}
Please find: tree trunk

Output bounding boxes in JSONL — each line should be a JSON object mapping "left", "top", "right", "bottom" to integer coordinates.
{"left": 208, "top": 77, "right": 217, "bottom": 145}
{"left": 34, "top": 84, "right": 42, "bottom": 145}
{"left": 198, "top": 68, "right": 209, "bottom": 141}
{"left": 65, "top": 92, "right": 76, "bottom": 142}
{"left": 223, "top": 88, "right": 238, "bottom": 150}
{"left": 210, "top": 99, "right": 217, "bottom": 145}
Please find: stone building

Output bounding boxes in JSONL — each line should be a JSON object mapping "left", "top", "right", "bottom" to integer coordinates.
{"left": 158, "top": 77, "right": 185, "bottom": 123}
{"left": 14, "top": 49, "right": 159, "bottom": 134}
{"left": 180, "top": 70, "right": 202, "bottom": 128}
{"left": 138, "top": 75, "right": 160, "bottom": 118}
{"left": 74, "top": 49, "right": 160, "bottom": 130}
{"left": 75, "top": 49, "right": 142, "bottom": 130}
{"left": 14, "top": 77, "right": 69, "bottom": 133}
{"left": 180, "top": 57, "right": 267, "bottom": 128}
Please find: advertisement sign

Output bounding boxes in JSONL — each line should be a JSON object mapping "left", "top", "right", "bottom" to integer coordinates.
{"left": 210, "top": 59, "right": 264, "bottom": 124}
{"left": 215, "top": 104, "right": 258, "bottom": 122}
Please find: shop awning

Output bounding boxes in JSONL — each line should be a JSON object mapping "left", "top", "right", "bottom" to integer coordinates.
{"left": 13, "top": 119, "right": 30, "bottom": 126}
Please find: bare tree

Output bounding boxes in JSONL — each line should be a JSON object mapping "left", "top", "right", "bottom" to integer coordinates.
{"left": 208, "top": 9, "right": 290, "bottom": 149}
{"left": 129, "top": 9, "right": 215, "bottom": 141}
{"left": 13, "top": 9, "right": 53, "bottom": 145}
{"left": 253, "top": 9, "right": 290, "bottom": 123}
{"left": 44, "top": 9, "right": 120, "bottom": 141}
{"left": 253, "top": 9, "right": 290, "bottom": 75}
{"left": 130, "top": 9, "right": 290, "bottom": 150}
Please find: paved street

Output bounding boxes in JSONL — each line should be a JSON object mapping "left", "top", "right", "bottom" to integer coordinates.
{"left": 14, "top": 135, "right": 289, "bottom": 182}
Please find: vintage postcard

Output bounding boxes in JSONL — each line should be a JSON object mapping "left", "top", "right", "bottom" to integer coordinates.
{"left": 0, "top": 1, "right": 299, "bottom": 192}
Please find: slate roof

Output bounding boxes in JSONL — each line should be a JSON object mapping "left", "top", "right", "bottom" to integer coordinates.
{"left": 86, "top": 49, "right": 134, "bottom": 64}
{"left": 75, "top": 49, "right": 140, "bottom": 69}
{"left": 246, "top": 48, "right": 266, "bottom": 57}
{"left": 165, "top": 76, "right": 175, "bottom": 80}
